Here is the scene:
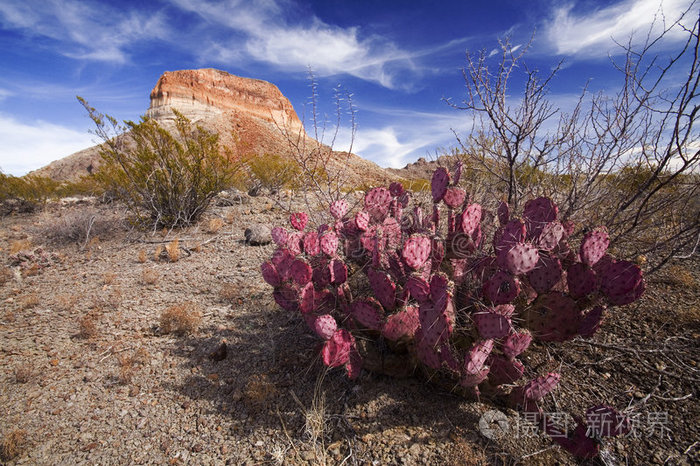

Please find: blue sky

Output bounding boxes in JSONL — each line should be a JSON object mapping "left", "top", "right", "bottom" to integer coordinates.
{"left": 0, "top": 0, "right": 694, "bottom": 176}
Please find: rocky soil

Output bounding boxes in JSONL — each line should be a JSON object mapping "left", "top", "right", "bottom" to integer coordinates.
{"left": 1, "top": 193, "right": 698, "bottom": 465}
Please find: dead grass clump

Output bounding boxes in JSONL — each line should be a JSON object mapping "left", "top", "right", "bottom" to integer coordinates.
{"left": 0, "top": 267, "right": 13, "bottom": 286}
{"left": 219, "top": 283, "right": 241, "bottom": 303}
{"left": 159, "top": 302, "right": 201, "bottom": 335}
{"left": 206, "top": 217, "right": 224, "bottom": 234}
{"left": 78, "top": 313, "right": 98, "bottom": 339}
{"left": 225, "top": 210, "right": 236, "bottom": 225}
{"left": 20, "top": 294, "right": 40, "bottom": 310}
{"left": 666, "top": 265, "right": 696, "bottom": 288}
{"left": 102, "top": 272, "right": 117, "bottom": 285}
{"left": 38, "top": 209, "right": 114, "bottom": 247}
{"left": 14, "top": 365, "right": 33, "bottom": 383}
{"left": 166, "top": 238, "right": 180, "bottom": 262}
{"left": 9, "top": 239, "right": 31, "bottom": 254}
{"left": 117, "top": 347, "right": 150, "bottom": 385}
{"left": 55, "top": 294, "right": 79, "bottom": 312}
{"left": 142, "top": 268, "right": 159, "bottom": 285}
{"left": 0, "top": 429, "right": 28, "bottom": 462}
{"left": 244, "top": 374, "right": 277, "bottom": 406}
{"left": 137, "top": 250, "right": 147, "bottom": 263}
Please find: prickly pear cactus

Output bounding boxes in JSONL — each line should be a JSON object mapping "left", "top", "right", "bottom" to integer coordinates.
{"left": 261, "top": 164, "right": 644, "bottom": 458}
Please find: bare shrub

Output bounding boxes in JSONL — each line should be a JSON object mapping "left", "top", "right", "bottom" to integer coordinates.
{"left": 20, "top": 294, "right": 39, "bottom": 310}
{"left": 153, "top": 245, "right": 163, "bottom": 261}
{"left": 9, "top": 239, "right": 31, "bottom": 254}
{"left": 219, "top": 283, "right": 240, "bottom": 303}
{"left": 55, "top": 294, "right": 79, "bottom": 312}
{"left": 0, "top": 429, "right": 28, "bottom": 462}
{"left": 159, "top": 302, "right": 202, "bottom": 335}
{"left": 449, "top": 10, "right": 699, "bottom": 270}
{"left": 142, "top": 268, "right": 159, "bottom": 285}
{"left": 37, "top": 209, "right": 113, "bottom": 248}
{"left": 78, "top": 313, "right": 98, "bottom": 339}
{"left": 244, "top": 374, "right": 277, "bottom": 405}
{"left": 102, "top": 272, "right": 116, "bottom": 285}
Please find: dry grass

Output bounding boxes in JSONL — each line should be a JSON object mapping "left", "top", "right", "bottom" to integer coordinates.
{"left": 225, "top": 210, "right": 236, "bottom": 225}
{"left": 102, "top": 272, "right": 117, "bottom": 285}
{"left": 219, "top": 283, "right": 241, "bottom": 303}
{"left": 14, "top": 365, "right": 33, "bottom": 384}
{"left": 0, "top": 429, "right": 28, "bottom": 462}
{"left": 137, "top": 250, "right": 147, "bottom": 263}
{"left": 142, "top": 268, "right": 159, "bottom": 285}
{"left": 116, "top": 347, "right": 151, "bottom": 385}
{"left": 78, "top": 312, "right": 98, "bottom": 339}
{"left": 20, "top": 294, "right": 40, "bottom": 310}
{"left": 55, "top": 294, "right": 79, "bottom": 313}
{"left": 159, "top": 302, "right": 202, "bottom": 335}
{"left": 206, "top": 217, "right": 224, "bottom": 234}
{"left": 666, "top": 264, "right": 697, "bottom": 288}
{"left": 166, "top": 238, "right": 180, "bottom": 262}
{"left": 0, "top": 267, "right": 13, "bottom": 286}
{"left": 154, "top": 245, "right": 163, "bottom": 261}
{"left": 244, "top": 374, "right": 277, "bottom": 405}
{"left": 9, "top": 239, "right": 31, "bottom": 254}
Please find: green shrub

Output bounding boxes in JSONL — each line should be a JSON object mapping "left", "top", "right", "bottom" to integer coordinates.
{"left": 248, "top": 152, "right": 302, "bottom": 192}
{"left": 0, "top": 172, "right": 59, "bottom": 213}
{"left": 79, "top": 97, "right": 245, "bottom": 228}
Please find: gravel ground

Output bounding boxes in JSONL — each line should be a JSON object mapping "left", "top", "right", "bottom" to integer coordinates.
{"left": 1, "top": 193, "right": 698, "bottom": 465}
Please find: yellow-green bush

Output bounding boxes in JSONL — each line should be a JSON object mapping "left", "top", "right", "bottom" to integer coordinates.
{"left": 0, "top": 172, "right": 60, "bottom": 213}
{"left": 79, "top": 97, "right": 245, "bottom": 228}
{"left": 248, "top": 153, "right": 302, "bottom": 192}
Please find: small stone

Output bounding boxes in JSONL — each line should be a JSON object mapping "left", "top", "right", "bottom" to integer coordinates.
{"left": 244, "top": 225, "right": 271, "bottom": 245}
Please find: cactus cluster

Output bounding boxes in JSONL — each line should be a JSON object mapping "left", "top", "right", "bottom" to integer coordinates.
{"left": 261, "top": 163, "right": 644, "bottom": 458}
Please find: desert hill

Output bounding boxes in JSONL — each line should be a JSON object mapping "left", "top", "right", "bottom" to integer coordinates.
{"left": 32, "top": 69, "right": 395, "bottom": 186}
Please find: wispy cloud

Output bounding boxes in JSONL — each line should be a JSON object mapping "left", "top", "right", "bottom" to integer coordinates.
{"left": 0, "top": 113, "right": 94, "bottom": 176}
{"left": 543, "top": 0, "right": 695, "bottom": 58}
{"left": 333, "top": 106, "right": 472, "bottom": 168}
{"left": 168, "top": 0, "right": 422, "bottom": 89}
{"left": 0, "top": 0, "right": 170, "bottom": 63}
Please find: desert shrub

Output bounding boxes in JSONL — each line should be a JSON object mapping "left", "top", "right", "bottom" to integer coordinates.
{"left": 262, "top": 168, "right": 646, "bottom": 459}
{"left": 166, "top": 238, "right": 180, "bottom": 262}
{"left": 159, "top": 302, "right": 202, "bottom": 335}
{"left": 141, "top": 268, "right": 159, "bottom": 285}
{"left": 205, "top": 217, "right": 224, "bottom": 234}
{"left": 0, "top": 171, "right": 60, "bottom": 214}
{"left": 78, "top": 97, "right": 246, "bottom": 228}
{"left": 248, "top": 152, "right": 302, "bottom": 192}
{"left": 38, "top": 209, "right": 114, "bottom": 247}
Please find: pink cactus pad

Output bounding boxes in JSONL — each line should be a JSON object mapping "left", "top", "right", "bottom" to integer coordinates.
{"left": 498, "top": 242, "right": 540, "bottom": 275}
{"left": 522, "top": 372, "right": 561, "bottom": 400}
{"left": 473, "top": 311, "right": 512, "bottom": 339}
{"left": 286, "top": 232, "right": 304, "bottom": 255}
{"left": 405, "top": 275, "right": 430, "bottom": 303}
{"left": 261, "top": 261, "right": 281, "bottom": 287}
{"left": 429, "top": 273, "right": 450, "bottom": 304}
{"left": 600, "top": 260, "right": 645, "bottom": 305}
{"left": 271, "top": 227, "right": 289, "bottom": 246}
{"left": 483, "top": 270, "right": 521, "bottom": 304}
{"left": 321, "top": 329, "right": 354, "bottom": 367}
{"left": 389, "top": 181, "right": 405, "bottom": 197}
{"left": 497, "top": 201, "right": 510, "bottom": 226}
{"left": 367, "top": 268, "right": 397, "bottom": 310}
{"left": 431, "top": 167, "right": 450, "bottom": 202}
{"left": 329, "top": 199, "right": 349, "bottom": 219}
{"left": 402, "top": 235, "right": 431, "bottom": 269}
{"left": 538, "top": 221, "right": 565, "bottom": 251}
{"left": 364, "top": 187, "right": 392, "bottom": 220}
{"left": 566, "top": 263, "right": 599, "bottom": 299}
{"left": 492, "top": 304, "right": 516, "bottom": 317}
{"left": 314, "top": 315, "right": 337, "bottom": 340}
{"left": 452, "top": 161, "right": 463, "bottom": 185}
{"left": 273, "top": 285, "right": 298, "bottom": 312}
{"left": 351, "top": 298, "right": 385, "bottom": 330}
{"left": 580, "top": 227, "right": 609, "bottom": 266}
{"left": 329, "top": 259, "right": 348, "bottom": 285}
{"left": 460, "top": 366, "right": 490, "bottom": 387}
{"left": 289, "top": 259, "right": 312, "bottom": 286}
{"left": 355, "top": 210, "right": 370, "bottom": 231}
{"left": 488, "top": 356, "right": 525, "bottom": 385}
{"left": 524, "top": 293, "right": 581, "bottom": 342}
{"left": 382, "top": 306, "right": 420, "bottom": 341}
{"left": 578, "top": 305, "right": 604, "bottom": 338}
{"left": 460, "top": 203, "right": 482, "bottom": 235}
{"left": 299, "top": 282, "right": 315, "bottom": 313}
{"left": 303, "top": 231, "right": 321, "bottom": 256}
{"left": 527, "top": 253, "right": 563, "bottom": 293}
{"left": 502, "top": 331, "right": 532, "bottom": 359}
{"left": 562, "top": 220, "right": 575, "bottom": 237}
{"left": 290, "top": 212, "right": 308, "bottom": 231}
{"left": 418, "top": 299, "right": 453, "bottom": 347}
{"left": 320, "top": 231, "right": 339, "bottom": 256}
{"left": 415, "top": 330, "right": 442, "bottom": 369}
{"left": 443, "top": 187, "right": 467, "bottom": 209}
{"left": 464, "top": 339, "right": 494, "bottom": 375}
{"left": 346, "top": 347, "right": 363, "bottom": 379}
{"left": 497, "top": 219, "right": 526, "bottom": 250}
{"left": 523, "top": 197, "right": 558, "bottom": 239}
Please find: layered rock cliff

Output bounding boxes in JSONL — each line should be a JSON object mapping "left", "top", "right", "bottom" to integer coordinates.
{"left": 33, "top": 69, "right": 392, "bottom": 186}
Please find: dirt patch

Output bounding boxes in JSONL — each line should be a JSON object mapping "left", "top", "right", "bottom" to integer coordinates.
{"left": 0, "top": 195, "right": 698, "bottom": 464}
